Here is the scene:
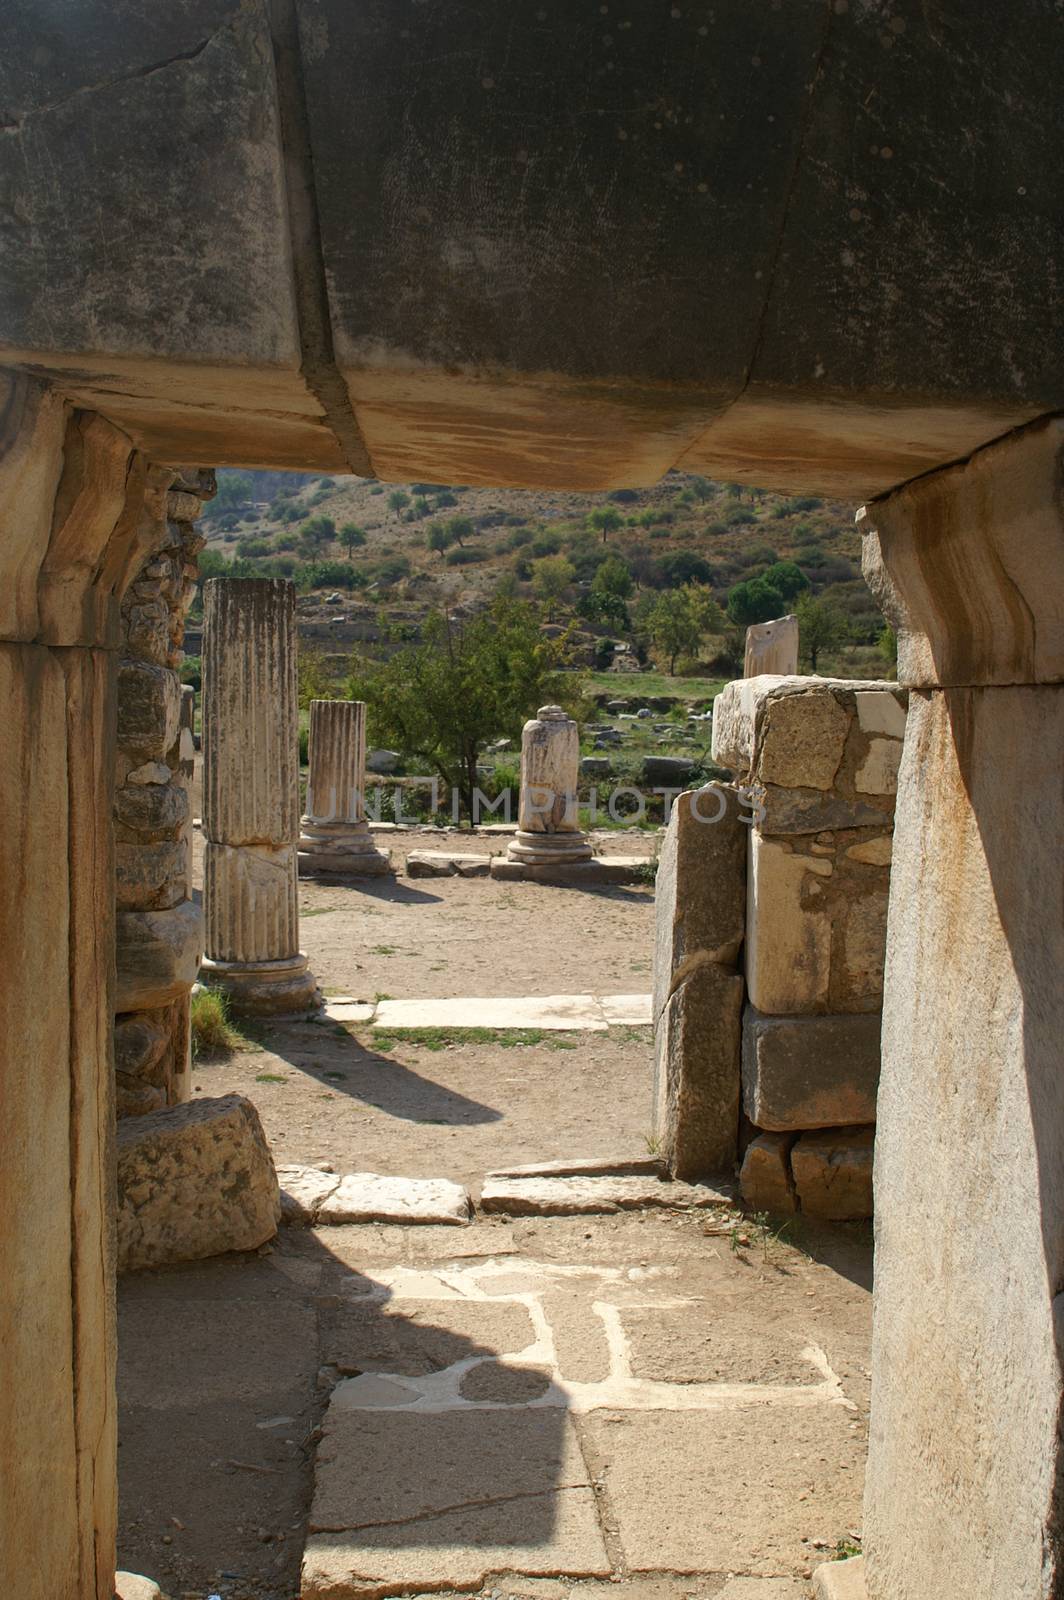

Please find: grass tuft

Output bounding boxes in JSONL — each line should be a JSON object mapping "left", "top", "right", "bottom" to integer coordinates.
{"left": 191, "top": 986, "right": 244, "bottom": 1059}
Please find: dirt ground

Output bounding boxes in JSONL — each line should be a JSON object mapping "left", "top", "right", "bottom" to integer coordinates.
{"left": 192, "top": 826, "right": 658, "bottom": 1189}
{"left": 118, "top": 1213, "right": 872, "bottom": 1600}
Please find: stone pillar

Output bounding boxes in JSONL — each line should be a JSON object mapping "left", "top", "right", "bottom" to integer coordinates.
{"left": 113, "top": 471, "right": 211, "bottom": 1117}
{"left": 744, "top": 613, "right": 798, "bottom": 675}
{"left": 0, "top": 372, "right": 182, "bottom": 1600}
{"left": 856, "top": 415, "right": 1064, "bottom": 1600}
{"left": 201, "top": 577, "right": 317, "bottom": 1015}
{"left": 712, "top": 674, "right": 906, "bottom": 1219}
{"left": 507, "top": 704, "right": 592, "bottom": 864}
{"left": 298, "top": 698, "right": 393, "bottom": 875}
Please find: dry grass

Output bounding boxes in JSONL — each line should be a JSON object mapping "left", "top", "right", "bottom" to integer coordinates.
{"left": 190, "top": 987, "right": 243, "bottom": 1059}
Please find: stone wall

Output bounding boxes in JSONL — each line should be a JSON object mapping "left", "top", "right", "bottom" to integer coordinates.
{"left": 651, "top": 675, "right": 905, "bottom": 1214}
{"left": 113, "top": 471, "right": 212, "bottom": 1117}
{"left": 713, "top": 675, "right": 906, "bottom": 1219}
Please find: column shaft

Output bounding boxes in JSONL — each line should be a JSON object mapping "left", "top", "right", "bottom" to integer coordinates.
{"left": 201, "top": 578, "right": 316, "bottom": 1013}
{"left": 298, "top": 699, "right": 393, "bottom": 875}
{"left": 508, "top": 704, "right": 592, "bottom": 863}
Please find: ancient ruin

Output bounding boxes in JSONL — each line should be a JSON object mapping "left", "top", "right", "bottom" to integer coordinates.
{"left": 1, "top": 4, "right": 1061, "bottom": 1598}
{"left": 507, "top": 704, "right": 593, "bottom": 866}
{"left": 298, "top": 698, "right": 393, "bottom": 876}
{"left": 200, "top": 577, "right": 318, "bottom": 1015}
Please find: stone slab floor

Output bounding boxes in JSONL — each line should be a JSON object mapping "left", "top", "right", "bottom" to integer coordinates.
{"left": 117, "top": 1211, "right": 872, "bottom": 1600}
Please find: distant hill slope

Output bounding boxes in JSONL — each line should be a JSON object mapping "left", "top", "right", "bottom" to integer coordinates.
{"left": 196, "top": 467, "right": 889, "bottom": 676}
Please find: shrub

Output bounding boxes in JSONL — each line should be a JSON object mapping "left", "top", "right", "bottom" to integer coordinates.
{"left": 729, "top": 508, "right": 758, "bottom": 526}
{"left": 446, "top": 545, "right": 486, "bottom": 565}
{"left": 608, "top": 488, "right": 639, "bottom": 503}
{"left": 240, "top": 537, "right": 271, "bottom": 557}
{"left": 530, "top": 532, "right": 563, "bottom": 558}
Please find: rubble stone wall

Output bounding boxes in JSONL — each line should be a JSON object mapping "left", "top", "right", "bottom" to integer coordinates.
{"left": 113, "top": 469, "right": 212, "bottom": 1117}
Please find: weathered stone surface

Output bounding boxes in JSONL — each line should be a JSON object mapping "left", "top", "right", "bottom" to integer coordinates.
{"left": 812, "top": 1557, "right": 866, "bottom": 1600}
{"left": 114, "top": 1574, "right": 168, "bottom": 1600}
{"left": 744, "top": 614, "right": 799, "bottom": 677}
{"left": 318, "top": 1173, "right": 471, "bottom": 1226}
{"left": 861, "top": 414, "right": 1064, "bottom": 688}
{"left": 742, "top": 1009, "right": 881, "bottom": 1131}
{"left": 116, "top": 659, "right": 181, "bottom": 762}
{"left": 406, "top": 849, "right": 491, "bottom": 877}
{"left": 0, "top": 638, "right": 119, "bottom": 1599}
{"left": 116, "top": 1094, "right": 280, "bottom": 1272}
{"left": 720, "top": 1581, "right": 809, "bottom": 1600}
{"left": 580, "top": 1405, "right": 864, "bottom": 1576}
{"left": 126, "top": 760, "right": 171, "bottom": 786}
{"left": 302, "top": 1410, "right": 608, "bottom": 1598}
{"left": 490, "top": 854, "right": 652, "bottom": 885}
{"left": 204, "top": 842, "right": 300, "bottom": 964}
{"left": 746, "top": 832, "right": 888, "bottom": 1015}
{"left": 509, "top": 705, "right": 591, "bottom": 862}
{"left": 480, "top": 1173, "right": 731, "bottom": 1215}
{"left": 866, "top": 684, "right": 1064, "bottom": 1600}
{"left": 712, "top": 676, "right": 906, "bottom": 795}
{"left": 115, "top": 841, "right": 187, "bottom": 911}
{"left": 642, "top": 753, "right": 697, "bottom": 785}
{"left": 739, "top": 1132, "right": 797, "bottom": 1216}
{"left": 653, "top": 961, "right": 744, "bottom": 1181}
{"left": 113, "top": 780, "right": 187, "bottom": 841}
{"left": 791, "top": 1128, "right": 874, "bottom": 1220}
{"left": 276, "top": 1163, "right": 341, "bottom": 1224}
{"left": 114, "top": 897, "right": 202, "bottom": 1012}
{"left": 652, "top": 784, "right": 746, "bottom": 1026}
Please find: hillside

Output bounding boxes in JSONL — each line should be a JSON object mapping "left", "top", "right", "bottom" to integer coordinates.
{"left": 193, "top": 467, "right": 892, "bottom": 680}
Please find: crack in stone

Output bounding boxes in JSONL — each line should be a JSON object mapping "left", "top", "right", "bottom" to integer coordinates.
{"left": 311, "top": 1481, "right": 592, "bottom": 1535}
{"left": 1, "top": 30, "right": 227, "bottom": 133}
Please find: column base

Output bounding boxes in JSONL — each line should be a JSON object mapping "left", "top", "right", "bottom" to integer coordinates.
{"left": 506, "top": 829, "right": 593, "bottom": 865}
{"left": 199, "top": 953, "right": 319, "bottom": 1017}
{"left": 297, "top": 818, "right": 394, "bottom": 877}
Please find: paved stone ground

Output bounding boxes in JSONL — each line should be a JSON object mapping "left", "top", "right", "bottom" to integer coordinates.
{"left": 117, "top": 1211, "right": 871, "bottom": 1600}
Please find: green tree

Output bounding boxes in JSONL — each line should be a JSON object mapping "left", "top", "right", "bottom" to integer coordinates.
{"left": 211, "top": 471, "right": 254, "bottom": 510}
{"left": 447, "top": 515, "right": 476, "bottom": 548}
{"left": 339, "top": 522, "right": 366, "bottom": 559}
{"left": 726, "top": 561, "right": 808, "bottom": 628}
{"left": 586, "top": 506, "right": 622, "bottom": 544}
{"left": 531, "top": 554, "right": 576, "bottom": 617}
{"left": 426, "top": 521, "right": 455, "bottom": 557}
{"left": 646, "top": 585, "right": 724, "bottom": 674}
{"left": 298, "top": 514, "right": 336, "bottom": 554}
{"left": 349, "top": 598, "right": 582, "bottom": 822}
{"left": 387, "top": 489, "right": 410, "bottom": 513}
{"left": 592, "top": 555, "right": 633, "bottom": 600}
{"left": 796, "top": 592, "right": 850, "bottom": 672}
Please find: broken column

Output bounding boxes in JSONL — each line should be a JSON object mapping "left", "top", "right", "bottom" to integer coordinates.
{"left": 744, "top": 613, "right": 798, "bottom": 675}
{"left": 113, "top": 469, "right": 212, "bottom": 1116}
{"left": 652, "top": 785, "right": 747, "bottom": 1179}
{"left": 712, "top": 674, "right": 906, "bottom": 1218}
{"left": 201, "top": 577, "right": 317, "bottom": 1014}
{"left": 507, "top": 704, "right": 592, "bottom": 865}
{"left": 298, "top": 698, "right": 392, "bottom": 876}
{"left": 856, "top": 416, "right": 1064, "bottom": 1600}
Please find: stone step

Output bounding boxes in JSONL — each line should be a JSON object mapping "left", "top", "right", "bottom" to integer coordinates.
{"left": 480, "top": 1173, "right": 734, "bottom": 1216}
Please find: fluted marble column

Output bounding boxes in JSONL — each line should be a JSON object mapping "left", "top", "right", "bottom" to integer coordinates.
{"left": 200, "top": 578, "right": 317, "bottom": 1013}
{"left": 507, "top": 704, "right": 592, "bottom": 864}
{"left": 297, "top": 699, "right": 393, "bottom": 876}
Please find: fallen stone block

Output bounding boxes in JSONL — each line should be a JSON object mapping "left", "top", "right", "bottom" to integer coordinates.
{"left": 486, "top": 1156, "right": 666, "bottom": 1180}
{"left": 739, "top": 1131, "right": 798, "bottom": 1216}
{"left": 654, "top": 959, "right": 744, "bottom": 1180}
{"left": 115, "top": 1576, "right": 168, "bottom": 1600}
{"left": 489, "top": 854, "right": 654, "bottom": 885}
{"left": 742, "top": 1009, "right": 881, "bottom": 1130}
{"left": 791, "top": 1127, "right": 875, "bottom": 1220}
{"left": 479, "top": 1173, "right": 732, "bottom": 1215}
{"left": 277, "top": 1163, "right": 342, "bottom": 1223}
{"left": 812, "top": 1556, "right": 867, "bottom": 1599}
{"left": 318, "top": 1173, "right": 471, "bottom": 1225}
{"left": 116, "top": 1094, "right": 280, "bottom": 1272}
{"left": 406, "top": 849, "right": 491, "bottom": 877}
